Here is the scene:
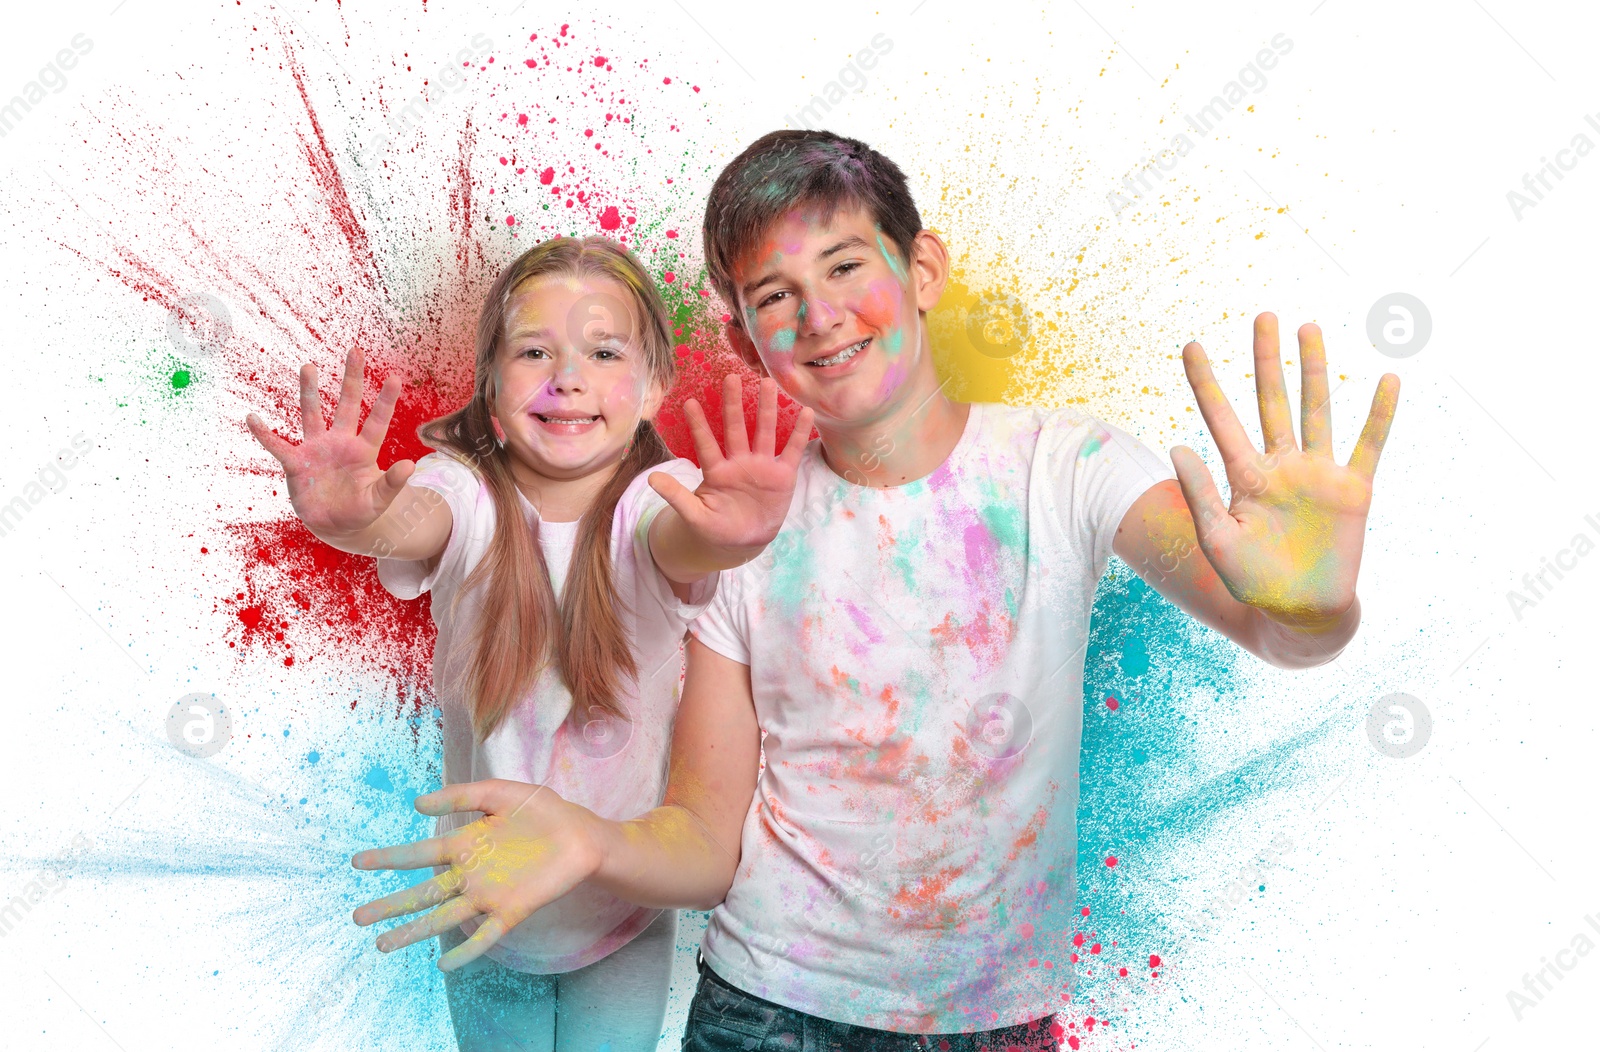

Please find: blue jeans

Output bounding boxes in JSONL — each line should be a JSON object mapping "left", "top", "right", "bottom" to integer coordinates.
{"left": 681, "top": 957, "right": 1059, "bottom": 1052}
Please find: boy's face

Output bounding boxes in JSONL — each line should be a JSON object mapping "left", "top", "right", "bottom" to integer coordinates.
{"left": 729, "top": 205, "right": 947, "bottom": 431}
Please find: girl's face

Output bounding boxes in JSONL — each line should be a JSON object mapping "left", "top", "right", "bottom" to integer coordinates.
{"left": 489, "top": 274, "right": 665, "bottom": 482}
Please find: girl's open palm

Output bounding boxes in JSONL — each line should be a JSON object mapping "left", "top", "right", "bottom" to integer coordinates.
{"left": 246, "top": 348, "right": 415, "bottom": 541}
{"left": 1172, "top": 313, "right": 1400, "bottom": 630}
{"left": 647, "top": 374, "right": 814, "bottom": 558}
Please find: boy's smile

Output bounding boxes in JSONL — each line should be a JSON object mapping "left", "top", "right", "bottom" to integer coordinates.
{"left": 731, "top": 206, "right": 946, "bottom": 435}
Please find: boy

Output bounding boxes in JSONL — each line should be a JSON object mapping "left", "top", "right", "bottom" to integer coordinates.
{"left": 352, "top": 131, "right": 1399, "bottom": 1048}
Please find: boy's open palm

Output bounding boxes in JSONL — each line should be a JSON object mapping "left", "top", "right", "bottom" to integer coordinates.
{"left": 648, "top": 374, "right": 814, "bottom": 559}
{"left": 349, "top": 780, "right": 600, "bottom": 971}
{"left": 1172, "top": 313, "right": 1401, "bottom": 630}
{"left": 246, "top": 348, "right": 415, "bottom": 541}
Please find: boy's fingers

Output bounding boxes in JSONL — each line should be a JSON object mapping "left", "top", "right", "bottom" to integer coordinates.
{"left": 753, "top": 377, "right": 778, "bottom": 457}
{"left": 1347, "top": 374, "right": 1401, "bottom": 482}
{"left": 780, "top": 407, "right": 815, "bottom": 466}
{"left": 1298, "top": 323, "right": 1333, "bottom": 458}
{"left": 681, "top": 398, "right": 723, "bottom": 468}
{"left": 333, "top": 348, "right": 366, "bottom": 431}
{"left": 1170, "top": 446, "right": 1235, "bottom": 551}
{"left": 414, "top": 779, "right": 541, "bottom": 819}
{"left": 1182, "top": 344, "right": 1255, "bottom": 467}
{"left": 439, "top": 916, "right": 511, "bottom": 972}
{"left": 351, "top": 833, "right": 454, "bottom": 873}
{"left": 721, "top": 373, "right": 750, "bottom": 456}
{"left": 299, "top": 363, "right": 325, "bottom": 436}
{"left": 1252, "top": 313, "right": 1296, "bottom": 453}
{"left": 375, "top": 895, "right": 480, "bottom": 953}
{"left": 361, "top": 374, "right": 403, "bottom": 445}
{"left": 352, "top": 869, "right": 462, "bottom": 926}
{"left": 245, "top": 413, "right": 295, "bottom": 464}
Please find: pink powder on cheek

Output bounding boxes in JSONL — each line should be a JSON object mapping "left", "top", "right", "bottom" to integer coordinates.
{"left": 855, "top": 279, "right": 902, "bottom": 332}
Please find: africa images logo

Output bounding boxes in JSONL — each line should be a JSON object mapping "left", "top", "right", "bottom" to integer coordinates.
{"left": 0, "top": 34, "right": 94, "bottom": 139}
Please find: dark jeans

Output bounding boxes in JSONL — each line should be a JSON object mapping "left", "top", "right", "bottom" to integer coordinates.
{"left": 682, "top": 956, "right": 1059, "bottom": 1052}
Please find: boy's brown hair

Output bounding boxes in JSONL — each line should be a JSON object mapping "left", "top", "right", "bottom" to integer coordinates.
{"left": 702, "top": 130, "right": 923, "bottom": 332}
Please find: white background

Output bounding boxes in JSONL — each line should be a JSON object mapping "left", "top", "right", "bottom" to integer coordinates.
{"left": 0, "top": 0, "right": 1595, "bottom": 1049}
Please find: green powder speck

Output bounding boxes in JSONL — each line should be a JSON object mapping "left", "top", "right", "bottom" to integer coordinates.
{"left": 171, "top": 369, "right": 191, "bottom": 390}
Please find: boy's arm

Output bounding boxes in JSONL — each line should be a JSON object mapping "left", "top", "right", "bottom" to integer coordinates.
{"left": 348, "top": 637, "right": 760, "bottom": 970}
{"left": 647, "top": 374, "right": 813, "bottom": 584}
{"left": 1114, "top": 314, "right": 1399, "bottom": 670}
{"left": 1113, "top": 480, "right": 1359, "bottom": 668}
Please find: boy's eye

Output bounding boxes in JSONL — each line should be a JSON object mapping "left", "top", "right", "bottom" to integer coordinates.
{"left": 833, "top": 260, "right": 862, "bottom": 278}
{"left": 757, "top": 290, "right": 790, "bottom": 310}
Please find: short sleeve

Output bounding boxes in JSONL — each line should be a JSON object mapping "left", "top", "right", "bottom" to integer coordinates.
{"left": 620, "top": 458, "right": 720, "bottom": 624}
{"left": 688, "top": 570, "right": 750, "bottom": 666}
{"left": 375, "top": 452, "right": 484, "bottom": 600}
{"left": 1043, "top": 411, "right": 1174, "bottom": 570}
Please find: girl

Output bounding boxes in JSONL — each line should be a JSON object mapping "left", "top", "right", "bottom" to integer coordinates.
{"left": 246, "top": 236, "right": 812, "bottom": 1052}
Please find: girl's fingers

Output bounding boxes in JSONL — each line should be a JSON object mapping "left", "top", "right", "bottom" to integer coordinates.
{"left": 1298, "top": 323, "right": 1333, "bottom": 457}
{"left": 361, "top": 373, "right": 403, "bottom": 446}
{"left": 780, "top": 407, "right": 815, "bottom": 467}
{"left": 1170, "top": 445, "right": 1236, "bottom": 552}
{"left": 439, "top": 915, "right": 511, "bottom": 972}
{"left": 1182, "top": 343, "right": 1256, "bottom": 467}
{"left": 299, "top": 363, "right": 325, "bottom": 436}
{"left": 332, "top": 348, "right": 366, "bottom": 432}
{"left": 753, "top": 377, "right": 778, "bottom": 457}
{"left": 372, "top": 460, "right": 416, "bottom": 512}
{"left": 352, "top": 869, "right": 462, "bottom": 927}
{"left": 720, "top": 373, "right": 750, "bottom": 456}
{"left": 1252, "top": 313, "right": 1297, "bottom": 454}
{"left": 1347, "top": 374, "right": 1401, "bottom": 482}
{"left": 245, "top": 413, "right": 295, "bottom": 465}
{"left": 681, "top": 398, "right": 723, "bottom": 468}
{"left": 375, "top": 894, "right": 481, "bottom": 953}
{"left": 647, "top": 471, "right": 706, "bottom": 528}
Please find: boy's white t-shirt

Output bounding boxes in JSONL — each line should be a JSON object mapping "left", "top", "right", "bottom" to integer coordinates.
{"left": 690, "top": 403, "right": 1173, "bottom": 1032}
{"left": 377, "top": 451, "right": 716, "bottom": 974}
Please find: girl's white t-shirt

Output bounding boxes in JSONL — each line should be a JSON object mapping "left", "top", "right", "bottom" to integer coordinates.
{"left": 377, "top": 451, "right": 716, "bottom": 973}
{"left": 689, "top": 403, "right": 1174, "bottom": 1032}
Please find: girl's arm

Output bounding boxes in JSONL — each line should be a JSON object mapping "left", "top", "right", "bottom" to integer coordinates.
{"left": 348, "top": 637, "right": 759, "bottom": 970}
{"left": 247, "top": 348, "right": 452, "bottom": 563}
{"left": 647, "top": 374, "right": 813, "bottom": 583}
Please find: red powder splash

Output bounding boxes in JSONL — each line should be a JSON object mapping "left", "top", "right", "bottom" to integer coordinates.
{"left": 55, "top": 18, "right": 798, "bottom": 714}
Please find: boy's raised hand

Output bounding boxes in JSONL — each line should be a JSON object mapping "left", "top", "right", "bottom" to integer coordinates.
{"left": 648, "top": 374, "right": 814, "bottom": 564}
{"left": 1171, "top": 313, "right": 1400, "bottom": 632}
{"left": 246, "top": 348, "right": 415, "bottom": 543}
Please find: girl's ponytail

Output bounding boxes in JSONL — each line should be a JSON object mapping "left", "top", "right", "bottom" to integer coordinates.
{"left": 419, "top": 237, "right": 678, "bottom": 741}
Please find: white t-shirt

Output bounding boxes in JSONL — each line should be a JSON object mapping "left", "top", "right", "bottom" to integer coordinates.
{"left": 378, "top": 451, "right": 716, "bottom": 973}
{"left": 690, "top": 403, "right": 1172, "bottom": 1032}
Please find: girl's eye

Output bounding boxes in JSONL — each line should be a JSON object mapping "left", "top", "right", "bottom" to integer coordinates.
{"left": 520, "top": 347, "right": 550, "bottom": 359}
{"left": 592, "top": 348, "right": 621, "bottom": 361}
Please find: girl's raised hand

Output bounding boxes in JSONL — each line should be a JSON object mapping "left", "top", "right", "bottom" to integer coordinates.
{"left": 647, "top": 375, "right": 814, "bottom": 562}
{"left": 246, "top": 348, "right": 415, "bottom": 544}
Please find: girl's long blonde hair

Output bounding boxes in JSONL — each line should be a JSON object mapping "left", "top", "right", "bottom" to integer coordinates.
{"left": 420, "top": 237, "right": 677, "bottom": 740}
